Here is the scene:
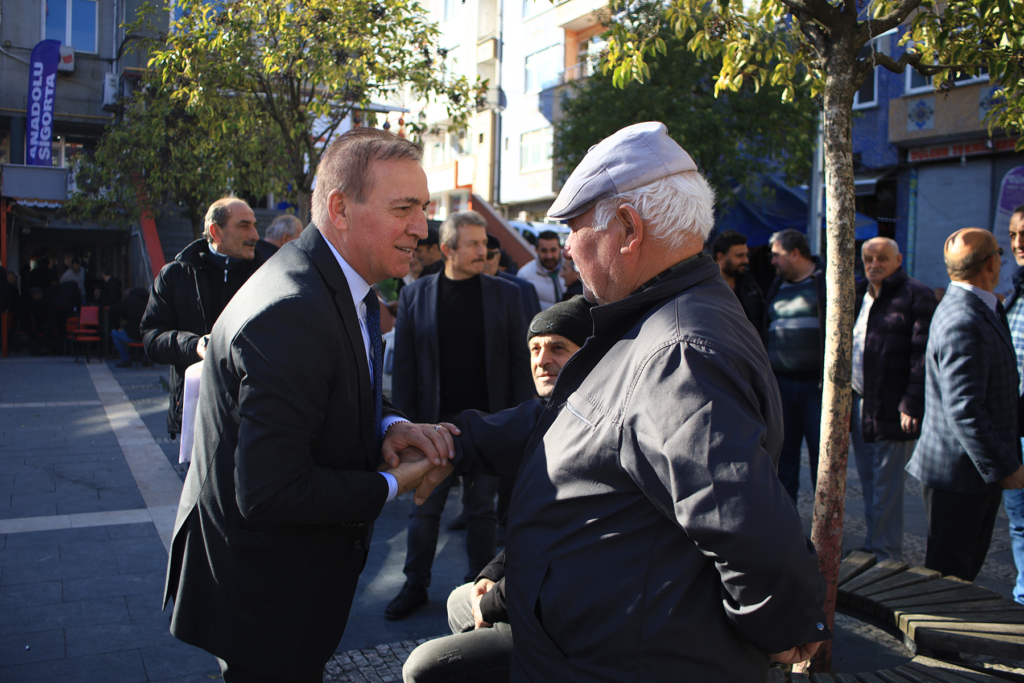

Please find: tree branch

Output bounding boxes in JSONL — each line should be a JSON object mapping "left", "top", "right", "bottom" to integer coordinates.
{"left": 868, "top": 0, "right": 924, "bottom": 36}
{"left": 778, "top": 0, "right": 841, "bottom": 29}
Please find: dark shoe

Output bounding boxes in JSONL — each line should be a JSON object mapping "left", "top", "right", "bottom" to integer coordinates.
{"left": 384, "top": 582, "right": 428, "bottom": 620}
{"left": 447, "top": 512, "right": 469, "bottom": 531}
{"left": 116, "top": 360, "right": 133, "bottom": 368}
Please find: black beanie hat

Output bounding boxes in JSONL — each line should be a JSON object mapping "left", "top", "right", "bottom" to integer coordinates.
{"left": 527, "top": 295, "right": 593, "bottom": 348}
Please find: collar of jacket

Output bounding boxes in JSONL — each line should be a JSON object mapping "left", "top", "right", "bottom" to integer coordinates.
{"left": 175, "top": 237, "right": 266, "bottom": 270}
{"left": 858, "top": 266, "right": 908, "bottom": 298}
{"left": 1014, "top": 265, "right": 1024, "bottom": 290}
{"left": 590, "top": 253, "right": 718, "bottom": 337}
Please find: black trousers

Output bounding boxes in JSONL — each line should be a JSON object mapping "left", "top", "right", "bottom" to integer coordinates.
{"left": 922, "top": 485, "right": 1002, "bottom": 582}
{"left": 216, "top": 658, "right": 323, "bottom": 683}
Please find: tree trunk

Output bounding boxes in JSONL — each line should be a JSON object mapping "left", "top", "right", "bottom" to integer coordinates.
{"left": 297, "top": 189, "right": 311, "bottom": 226}
{"left": 794, "top": 64, "right": 858, "bottom": 675}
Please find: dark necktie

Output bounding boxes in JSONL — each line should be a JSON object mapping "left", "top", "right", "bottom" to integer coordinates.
{"left": 363, "top": 288, "right": 384, "bottom": 452}
{"left": 998, "top": 300, "right": 1011, "bottom": 332}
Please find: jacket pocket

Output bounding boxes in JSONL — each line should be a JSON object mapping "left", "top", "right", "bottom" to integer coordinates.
{"left": 528, "top": 558, "right": 570, "bottom": 659}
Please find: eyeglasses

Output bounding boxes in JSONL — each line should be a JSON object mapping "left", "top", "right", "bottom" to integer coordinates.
{"left": 990, "top": 247, "right": 1005, "bottom": 259}
{"left": 487, "top": 250, "right": 500, "bottom": 259}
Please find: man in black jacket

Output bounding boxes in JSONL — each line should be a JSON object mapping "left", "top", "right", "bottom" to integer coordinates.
{"left": 386, "top": 210, "right": 533, "bottom": 620}
{"left": 712, "top": 229, "right": 765, "bottom": 338}
{"left": 851, "top": 238, "right": 937, "bottom": 561}
{"left": 141, "top": 197, "right": 266, "bottom": 438}
{"left": 403, "top": 296, "right": 593, "bottom": 683}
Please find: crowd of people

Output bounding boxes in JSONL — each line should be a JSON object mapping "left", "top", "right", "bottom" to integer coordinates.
{"left": 7, "top": 120, "right": 1021, "bottom": 682}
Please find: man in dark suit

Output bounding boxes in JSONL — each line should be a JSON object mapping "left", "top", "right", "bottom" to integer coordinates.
{"left": 386, "top": 210, "right": 533, "bottom": 620}
{"left": 163, "top": 128, "right": 457, "bottom": 682}
{"left": 907, "top": 227, "right": 1024, "bottom": 582}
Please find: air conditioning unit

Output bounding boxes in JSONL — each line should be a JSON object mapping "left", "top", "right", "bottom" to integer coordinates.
{"left": 102, "top": 73, "right": 120, "bottom": 110}
{"left": 57, "top": 45, "right": 75, "bottom": 72}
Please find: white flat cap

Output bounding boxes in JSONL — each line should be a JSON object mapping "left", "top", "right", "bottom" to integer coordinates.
{"left": 547, "top": 121, "right": 697, "bottom": 221}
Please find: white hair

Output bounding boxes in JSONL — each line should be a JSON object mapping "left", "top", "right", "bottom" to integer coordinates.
{"left": 592, "top": 171, "right": 716, "bottom": 250}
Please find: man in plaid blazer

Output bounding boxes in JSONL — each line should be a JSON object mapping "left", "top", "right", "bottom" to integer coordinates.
{"left": 907, "top": 227, "right": 1024, "bottom": 581}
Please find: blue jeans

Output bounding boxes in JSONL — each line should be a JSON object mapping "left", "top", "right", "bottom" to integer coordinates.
{"left": 1005, "top": 473, "right": 1024, "bottom": 605}
{"left": 775, "top": 375, "right": 822, "bottom": 502}
{"left": 110, "top": 328, "right": 132, "bottom": 361}
{"left": 850, "top": 394, "right": 915, "bottom": 561}
{"left": 404, "top": 472, "right": 497, "bottom": 587}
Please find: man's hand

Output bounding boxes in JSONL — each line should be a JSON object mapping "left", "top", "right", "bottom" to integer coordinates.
{"left": 471, "top": 578, "right": 495, "bottom": 629}
{"left": 414, "top": 461, "right": 453, "bottom": 505}
{"left": 196, "top": 335, "right": 210, "bottom": 360}
{"left": 900, "top": 412, "right": 920, "bottom": 434}
{"left": 383, "top": 450, "right": 440, "bottom": 497}
{"left": 1000, "top": 465, "right": 1024, "bottom": 490}
{"left": 769, "top": 641, "right": 821, "bottom": 665}
{"left": 382, "top": 422, "right": 460, "bottom": 468}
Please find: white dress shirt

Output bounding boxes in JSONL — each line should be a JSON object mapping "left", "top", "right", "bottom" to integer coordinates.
{"left": 323, "top": 237, "right": 406, "bottom": 501}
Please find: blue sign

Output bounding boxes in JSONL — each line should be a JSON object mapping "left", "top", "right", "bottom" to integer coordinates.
{"left": 26, "top": 40, "right": 61, "bottom": 166}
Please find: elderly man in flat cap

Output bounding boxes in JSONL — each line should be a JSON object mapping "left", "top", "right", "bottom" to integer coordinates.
{"left": 444, "top": 122, "right": 828, "bottom": 681}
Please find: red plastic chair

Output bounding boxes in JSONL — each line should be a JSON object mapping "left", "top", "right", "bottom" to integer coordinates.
{"left": 72, "top": 306, "right": 101, "bottom": 363}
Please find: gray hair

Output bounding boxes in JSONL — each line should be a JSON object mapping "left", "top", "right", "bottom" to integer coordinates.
{"left": 439, "top": 211, "right": 487, "bottom": 250}
{"left": 203, "top": 197, "right": 247, "bottom": 243}
{"left": 591, "top": 171, "right": 715, "bottom": 250}
{"left": 265, "top": 214, "right": 303, "bottom": 243}
{"left": 312, "top": 128, "right": 422, "bottom": 229}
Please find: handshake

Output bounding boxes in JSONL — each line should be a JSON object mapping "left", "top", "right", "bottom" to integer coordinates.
{"left": 380, "top": 422, "right": 461, "bottom": 504}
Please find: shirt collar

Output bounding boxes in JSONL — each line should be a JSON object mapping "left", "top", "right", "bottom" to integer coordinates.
{"left": 950, "top": 281, "right": 998, "bottom": 312}
{"left": 322, "top": 235, "right": 372, "bottom": 312}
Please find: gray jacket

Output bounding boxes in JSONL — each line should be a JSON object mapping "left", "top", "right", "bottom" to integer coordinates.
{"left": 455, "top": 255, "right": 828, "bottom": 682}
{"left": 907, "top": 284, "right": 1021, "bottom": 493}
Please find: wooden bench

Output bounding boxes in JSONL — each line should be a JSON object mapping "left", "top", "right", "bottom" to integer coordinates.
{"left": 766, "top": 550, "right": 1024, "bottom": 682}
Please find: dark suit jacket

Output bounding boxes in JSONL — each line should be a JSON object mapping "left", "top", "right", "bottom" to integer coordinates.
{"left": 907, "top": 284, "right": 1021, "bottom": 493}
{"left": 393, "top": 271, "right": 533, "bottom": 423}
{"left": 163, "top": 225, "right": 401, "bottom": 679}
{"left": 499, "top": 271, "right": 542, "bottom": 323}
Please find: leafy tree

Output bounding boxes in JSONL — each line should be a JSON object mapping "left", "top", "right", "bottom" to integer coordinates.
{"left": 131, "top": 0, "right": 485, "bottom": 220}
{"left": 603, "top": 0, "right": 1024, "bottom": 672}
{"left": 66, "top": 79, "right": 285, "bottom": 240}
{"left": 556, "top": 6, "right": 819, "bottom": 209}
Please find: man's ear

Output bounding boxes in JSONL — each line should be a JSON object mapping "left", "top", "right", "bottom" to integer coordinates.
{"left": 617, "top": 204, "right": 644, "bottom": 255}
{"left": 208, "top": 224, "right": 221, "bottom": 245}
{"left": 440, "top": 243, "right": 453, "bottom": 260}
{"left": 327, "top": 189, "right": 349, "bottom": 231}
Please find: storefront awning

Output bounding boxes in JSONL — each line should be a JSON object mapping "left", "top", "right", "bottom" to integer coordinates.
{"left": 854, "top": 168, "right": 896, "bottom": 197}
{"left": 1, "top": 164, "right": 68, "bottom": 207}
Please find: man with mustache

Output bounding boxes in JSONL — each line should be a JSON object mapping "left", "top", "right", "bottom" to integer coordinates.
{"left": 141, "top": 196, "right": 267, "bottom": 439}
{"left": 851, "top": 237, "right": 937, "bottom": 561}
{"left": 387, "top": 210, "right": 533, "bottom": 620}
{"left": 518, "top": 230, "right": 566, "bottom": 310}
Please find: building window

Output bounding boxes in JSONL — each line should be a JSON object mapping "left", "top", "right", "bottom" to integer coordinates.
{"left": 525, "top": 45, "right": 562, "bottom": 92}
{"left": 905, "top": 64, "right": 989, "bottom": 95}
{"left": 853, "top": 67, "right": 878, "bottom": 109}
{"left": 44, "top": 0, "right": 98, "bottom": 53}
{"left": 520, "top": 128, "right": 553, "bottom": 172}
{"left": 443, "top": 0, "right": 463, "bottom": 21}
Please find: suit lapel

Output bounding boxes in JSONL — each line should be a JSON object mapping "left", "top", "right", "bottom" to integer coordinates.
{"left": 954, "top": 285, "right": 1015, "bottom": 354}
{"left": 299, "top": 226, "right": 376, "bottom": 467}
{"left": 481, "top": 275, "right": 497, "bottom": 390}
{"left": 424, "top": 274, "right": 440, "bottom": 391}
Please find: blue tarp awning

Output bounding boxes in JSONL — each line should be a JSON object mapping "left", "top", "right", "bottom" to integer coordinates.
{"left": 716, "top": 176, "right": 878, "bottom": 246}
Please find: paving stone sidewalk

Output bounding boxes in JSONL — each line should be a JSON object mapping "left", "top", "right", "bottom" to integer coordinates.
{"left": 1, "top": 355, "right": 1021, "bottom": 682}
